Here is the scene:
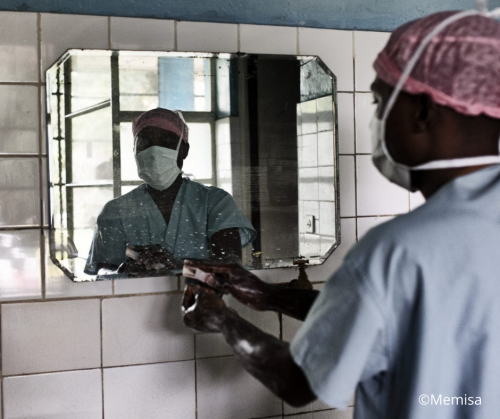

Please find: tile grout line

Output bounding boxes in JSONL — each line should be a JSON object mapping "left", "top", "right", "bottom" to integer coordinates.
{"left": 352, "top": 31, "right": 359, "bottom": 242}
{"left": 37, "top": 12, "right": 46, "bottom": 300}
{"left": 107, "top": 16, "right": 111, "bottom": 49}
{"left": 174, "top": 21, "right": 178, "bottom": 51}
{"left": 100, "top": 298, "right": 105, "bottom": 418}
{"left": 0, "top": 288, "right": 184, "bottom": 305}
{"left": 237, "top": 24, "right": 241, "bottom": 52}
{"left": 1, "top": 303, "right": 4, "bottom": 419}
{"left": 3, "top": 357, "right": 204, "bottom": 379}
{"left": 296, "top": 27, "right": 299, "bottom": 55}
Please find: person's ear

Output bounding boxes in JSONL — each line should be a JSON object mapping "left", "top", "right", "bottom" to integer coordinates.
{"left": 182, "top": 142, "right": 190, "bottom": 160}
{"left": 414, "top": 94, "right": 437, "bottom": 133}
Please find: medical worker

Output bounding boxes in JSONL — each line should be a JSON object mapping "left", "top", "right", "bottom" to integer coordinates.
{"left": 84, "top": 108, "right": 255, "bottom": 275}
{"left": 182, "top": 10, "right": 500, "bottom": 419}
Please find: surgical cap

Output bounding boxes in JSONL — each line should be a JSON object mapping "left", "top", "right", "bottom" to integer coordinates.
{"left": 132, "top": 108, "right": 189, "bottom": 142}
{"left": 374, "top": 11, "right": 500, "bottom": 119}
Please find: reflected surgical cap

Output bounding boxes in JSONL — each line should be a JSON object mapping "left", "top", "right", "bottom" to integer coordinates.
{"left": 132, "top": 108, "right": 189, "bottom": 142}
{"left": 374, "top": 11, "right": 500, "bottom": 119}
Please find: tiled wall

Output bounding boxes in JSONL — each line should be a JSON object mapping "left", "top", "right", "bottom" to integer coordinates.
{"left": 0, "top": 11, "right": 426, "bottom": 419}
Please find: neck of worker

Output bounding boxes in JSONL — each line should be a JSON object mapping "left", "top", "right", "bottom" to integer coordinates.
{"left": 146, "top": 173, "right": 183, "bottom": 198}
{"left": 416, "top": 166, "right": 494, "bottom": 199}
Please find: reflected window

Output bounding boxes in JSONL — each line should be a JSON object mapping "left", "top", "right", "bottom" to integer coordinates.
{"left": 48, "top": 54, "right": 217, "bottom": 273}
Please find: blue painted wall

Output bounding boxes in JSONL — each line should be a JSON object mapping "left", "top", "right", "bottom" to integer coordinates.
{"left": 2, "top": 0, "right": 500, "bottom": 31}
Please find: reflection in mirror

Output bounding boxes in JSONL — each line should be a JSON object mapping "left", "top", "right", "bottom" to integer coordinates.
{"left": 46, "top": 51, "right": 339, "bottom": 281}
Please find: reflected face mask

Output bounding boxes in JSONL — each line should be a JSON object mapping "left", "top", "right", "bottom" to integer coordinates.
{"left": 371, "top": 9, "right": 500, "bottom": 192}
{"left": 135, "top": 131, "right": 184, "bottom": 191}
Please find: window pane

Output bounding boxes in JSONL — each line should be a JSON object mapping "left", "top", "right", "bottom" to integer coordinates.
{"left": 0, "top": 230, "right": 41, "bottom": 300}
{"left": 119, "top": 56, "right": 159, "bottom": 111}
{"left": 182, "top": 123, "right": 213, "bottom": 180}
{"left": 159, "top": 57, "right": 211, "bottom": 112}
{"left": 120, "top": 122, "right": 140, "bottom": 182}
{"left": 70, "top": 55, "right": 111, "bottom": 113}
{"left": 71, "top": 186, "right": 113, "bottom": 261}
{"left": 0, "top": 158, "right": 40, "bottom": 226}
{"left": 70, "top": 107, "right": 113, "bottom": 184}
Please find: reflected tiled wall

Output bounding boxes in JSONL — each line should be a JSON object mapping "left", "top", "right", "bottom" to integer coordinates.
{"left": 0, "top": 11, "right": 425, "bottom": 419}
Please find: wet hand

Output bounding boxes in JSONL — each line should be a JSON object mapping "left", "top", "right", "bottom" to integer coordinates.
{"left": 182, "top": 284, "right": 232, "bottom": 333}
{"left": 183, "top": 260, "right": 271, "bottom": 311}
{"left": 121, "top": 244, "right": 183, "bottom": 276}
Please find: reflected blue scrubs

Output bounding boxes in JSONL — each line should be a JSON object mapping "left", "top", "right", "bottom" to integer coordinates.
{"left": 291, "top": 165, "right": 500, "bottom": 419}
{"left": 84, "top": 178, "right": 256, "bottom": 274}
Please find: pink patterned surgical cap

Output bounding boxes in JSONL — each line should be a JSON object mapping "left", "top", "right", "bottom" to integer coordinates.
{"left": 374, "top": 11, "right": 500, "bottom": 119}
{"left": 132, "top": 108, "right": 189, "bottom": 142}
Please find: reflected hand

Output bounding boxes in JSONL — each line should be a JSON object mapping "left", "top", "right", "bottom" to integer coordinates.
{"left": 119, "top": 244, "right": 183, "bottom": 276}
{"left": 183, "top": 260, "right": 271, "bottom": 311}
{"left": 182, "top": 284, "right": 233, "bottom": 333}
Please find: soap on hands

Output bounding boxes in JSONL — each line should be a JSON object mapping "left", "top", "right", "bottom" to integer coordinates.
{"left": 118, "top": 243, "right": 184, "bottom": 277}
{"left": 182, "top": 260, "right": 319, "bottom": 320}
{"left": 183, "top": 259, "right": 272, "bottom": 311}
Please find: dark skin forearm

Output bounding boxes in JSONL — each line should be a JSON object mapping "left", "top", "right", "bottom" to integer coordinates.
{"left": 183, "top": 260, "right": 319, "bottom": 321}
{"left": 182, "top": 285, "right": 316, "bottom": 407}
{"left": 221, "top": 309, "right": 316, "bottom": 407}
{"left": 256, "top": 284, "right": 319, "bottom": 321}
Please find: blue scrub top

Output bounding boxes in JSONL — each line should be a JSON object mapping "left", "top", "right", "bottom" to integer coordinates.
{"left": 291, "top": 165, "right": 500, "bottom": 419}
{"left": 84, "top": 178, "right": 256, "bottom": 274}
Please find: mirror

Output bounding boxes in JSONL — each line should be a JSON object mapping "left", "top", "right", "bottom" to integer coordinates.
{"left": 46, "top": 50, "right": 339, "bottom": 281}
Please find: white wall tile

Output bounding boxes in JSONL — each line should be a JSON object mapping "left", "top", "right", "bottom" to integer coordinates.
{"left": 317, "top": 96, "right": 334, "bottom": 132}
{"left": 320, "top": 201, "right": 336, "bottom": 236}
{"left": 110, "top": 17, "right": 175, "bottom": 50}
{"left": 41, "top": 13, "right": 108, "bottom": 72}
{"left": 299, "top": 28, "right": 353, "bottom": 92}
{"left": 0, "top": 158, "right": 40, "bottom": 226}
{"left": 113, "top": 275, "right": 178, "bottom": 294}
{"left": 356, "top": 155, "right": 409, "bottom": 216}
{"left": 102, "top": 294, "right": 194, "bottom": 367}
{"left": 196, "top": 295, "right": 279, "bottom": 358}
{"left": 339, "top": 156, "right": 355, "bottom": 217}
{"left": 197, "top": 356, "right": 282, "bottom": 419}
{"left": 104, "top": 361, "right": 195, "bottom": 419}
{"left": 318, "top": 131, "right": 334, "bottom": 167}
{"left": 354, "top": 31, "right": 391, "bottom": 92}
{"left": 301, "top": 133, "right": 318, "bottom": 168}
{"left": 313, "top": 407, "right": 355, "bottom": 418}
{"left": 2, "top": 299, "right": 101, "bottom": 375}
{"left": 357, "top": 216, "right": 394, "bottom": 240}
{"left": 0, "top": 85, "right": 39, "bottom": 154}
{"left": 240, "top": 24, "right": 297, "bottom": 54}
{"left": 410, "top": 191, "right": 426, "bottom": 211}
{"left": 0, "top": 230, "right": 41, "bottom": 301}
{"left": 3, "top": 369, "right": 102, "bottom": 419}
{"left": 178, "top": 21, "right": 238, "bottom": 53}
{"left": 319, "top": 166, "right": 335, "bottom": 202}
{"left": 299, "top": 168, "right": 319, "bottom": 201}
{"left": 311, "top": 218, "right": 356, "bottom": 278}
{"left": 337, "top": 93, "right": 355, "bottom": 154}
{"left": 0, "top": 12, "right": 38, "bottom": 82}
{"left": 355, "top": 93, "right": 376, "bottom": 154}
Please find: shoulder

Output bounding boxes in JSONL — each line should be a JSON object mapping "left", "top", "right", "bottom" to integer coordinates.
{"left": 98, "top": 185, "right": 146, "bottom": 218}
{"left": 184, "top": 178, "right": 232, "bottom": 200}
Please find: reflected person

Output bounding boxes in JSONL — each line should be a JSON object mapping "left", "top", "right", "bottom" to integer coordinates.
{"left": 84, "top": 108, "right": 255, "bottom": 276}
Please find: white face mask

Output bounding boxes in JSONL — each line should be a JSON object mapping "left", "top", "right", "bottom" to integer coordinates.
{"left": 135, "top": 125, "right": 184, "bottom": 191}
{"left": 370, "top": 9, "right": 500, "bottom": 192}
